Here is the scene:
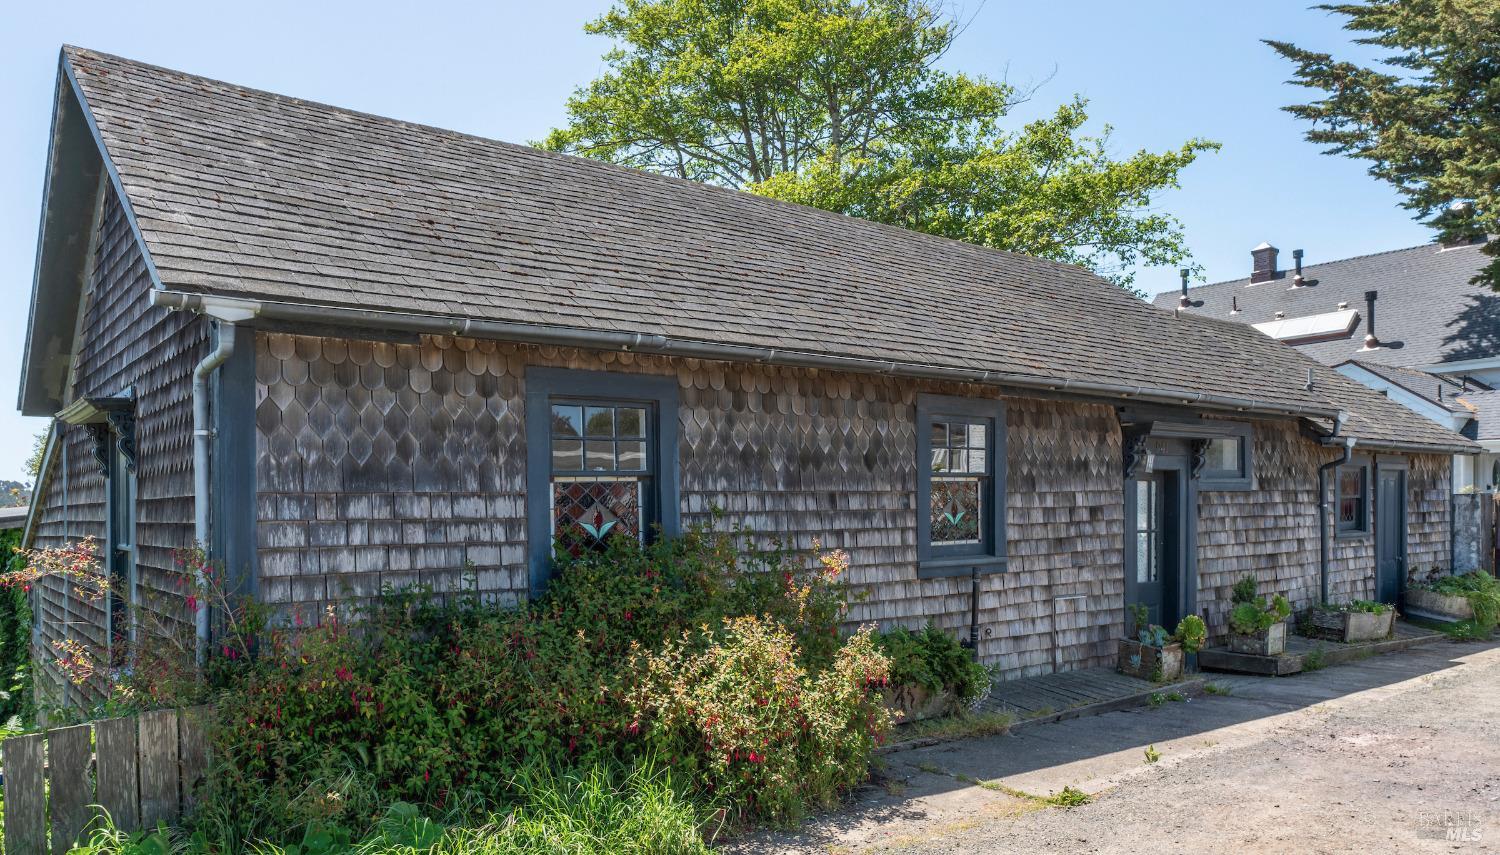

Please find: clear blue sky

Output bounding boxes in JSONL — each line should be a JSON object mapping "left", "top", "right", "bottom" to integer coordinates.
{"left": 0, "top": 1, "right": 1429, "bottom": 483}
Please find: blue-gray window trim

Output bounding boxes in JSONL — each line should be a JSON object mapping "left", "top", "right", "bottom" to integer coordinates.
{"left": 1335, "top": 457, "right": 1373, "bottom": 538}
{"left": 915, "top": 393, "right": 1007, "bottom": 578}
{"left": 525, "top": 367, "right": 680, "bottom": 594}
{"left": 1197, "top": 421, "right": 1254, "bottom": 491}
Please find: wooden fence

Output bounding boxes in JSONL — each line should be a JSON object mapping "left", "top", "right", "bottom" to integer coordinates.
{"left": 2, "top": 707, "right": 210, "bottom": 855}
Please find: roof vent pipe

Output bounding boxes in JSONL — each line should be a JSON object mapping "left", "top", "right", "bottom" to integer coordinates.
{"left": 1362, "top": 290, "right": 1380, "bottom": 349}
{"left": 1251, "top": 242, "right": 1279, "bottom": 284}
{"left": 1292, "top": 249, "right": 1305, "bottom": 286}
{"left": 1230, "top": 296, "right": 1240, "bottom": 315}
{"left": 1178, "top": 269, "right": 1191, "bottom": 308}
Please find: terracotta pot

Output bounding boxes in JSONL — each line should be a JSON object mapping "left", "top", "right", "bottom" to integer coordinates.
{"left": 1227, "top": 621, "right": 1287, "bottom": 656}
{"left": 1117, "top": 639, "right": 1184, "bottom": 682}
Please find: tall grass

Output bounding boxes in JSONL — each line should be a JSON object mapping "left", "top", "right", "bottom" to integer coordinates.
{"left": 66, "top": 760, "right": 710, "bottom": 855}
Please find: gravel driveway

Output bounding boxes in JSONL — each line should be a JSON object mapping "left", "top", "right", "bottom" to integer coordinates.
{"left": 732, "top": 639, "right": 1500, "bottom": 854}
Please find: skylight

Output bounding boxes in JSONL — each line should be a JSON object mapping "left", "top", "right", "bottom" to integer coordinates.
{"left": 1252, "top": 309, "right": 1360, "bottom": 343}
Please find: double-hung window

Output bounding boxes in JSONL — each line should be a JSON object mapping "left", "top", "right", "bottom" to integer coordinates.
{"left": 525, "top": 368, "right": 679, "bottom": 592}
{"left": 549, "top": 401, "right": 651, "bottom": 554}
{"left": 915, "top": 394, "right": 1007, "bottom": 577}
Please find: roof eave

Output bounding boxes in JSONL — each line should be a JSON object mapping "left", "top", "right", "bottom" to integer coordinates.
{"left": 18, "top": 49, "right": 166, "bottom": 418}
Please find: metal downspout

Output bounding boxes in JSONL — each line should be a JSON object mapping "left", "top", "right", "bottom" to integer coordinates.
{"left": 192, "top": 320, "right": 237, "bottom": 664}
{"left": 1318, "top": 426, "right": 1356, "bottom": 604}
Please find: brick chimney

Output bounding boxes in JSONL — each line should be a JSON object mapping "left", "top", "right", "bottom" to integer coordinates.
{"left": 1251, "top": 242, "right": 1279, "bottom": 284}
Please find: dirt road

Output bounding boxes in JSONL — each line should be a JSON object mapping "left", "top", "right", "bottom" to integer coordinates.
{"left": 737, "top": 640, "right": 1500, "bottom": 854}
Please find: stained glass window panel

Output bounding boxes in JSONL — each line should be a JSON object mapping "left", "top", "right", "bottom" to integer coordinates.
{"left": 930, "top": 478, "right": 982, "bottom": 545}
{"left": 552, "top": 478, "right": 643, "bottom": 556}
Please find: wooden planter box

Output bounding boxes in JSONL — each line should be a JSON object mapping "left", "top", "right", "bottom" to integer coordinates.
{"left": 1403, "top": 588, "right": 1474, "bottom": 623}
{"left": 1227, "top": 621, "right": 1287, "bottom": 656}
{"left": 1117, "top": 639, "right": 1184, "bottom": 682}
{"left": 1304, "top": 608, "right": 1394, "bottom": 643}
{"left": 884, "top": 683, "right": 956, "bottom": 724}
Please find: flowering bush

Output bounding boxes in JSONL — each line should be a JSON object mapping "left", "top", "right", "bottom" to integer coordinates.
{"left": 196, "top": 524, "right": 886, "bottom": 845}
{"left": 0, "top": 539, "right": 258, "bottom": 715}
{"left": 630, "top": 617, "right": 891, "bottom": 823}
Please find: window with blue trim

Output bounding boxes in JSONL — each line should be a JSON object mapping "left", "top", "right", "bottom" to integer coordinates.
{"left": 525, "top": 368, "right": 680, "bottom": 593}
{"left": 915, "top": 394, "right": 1007, "bottom": 578}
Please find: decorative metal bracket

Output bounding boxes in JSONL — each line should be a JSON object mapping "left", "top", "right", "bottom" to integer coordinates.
{"left": 105, "top": 407, "right": 138, "bottom": 474}
{"left": 57, "top": 391, "right": 137, "bottom": 477}
{"left": 84, "top": 423, "right": 113, "bottom": 477}
{"left": 1123, "top": 433, "right": 1154, "bottom": 480}
{"left": 1190, "top": 438, "right": 1209, "bottom": 479}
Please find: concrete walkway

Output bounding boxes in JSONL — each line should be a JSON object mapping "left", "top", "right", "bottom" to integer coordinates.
{"left": 728, "top": 638, "right": 1500, "bottom": 854}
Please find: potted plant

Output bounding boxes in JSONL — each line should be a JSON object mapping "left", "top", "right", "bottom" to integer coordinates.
{"left": 1118, "top": 605, "right": 1206, "bottom": 682}
{"left": 1302, "top": 600, "right": 1394, "bottom": 643}
{"left": 1226, "top": 575, "right": 1292, "bottom": 656}
{"left": 1404, "top": 569, "right": 1499, "bottom": 633}
{"left": 876, "top": 623, "right": 994, "bottom": 723}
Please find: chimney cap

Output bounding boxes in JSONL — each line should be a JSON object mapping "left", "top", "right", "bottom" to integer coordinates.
{"left": 1253, "top": 241, "right": 1276, "bottom": 251}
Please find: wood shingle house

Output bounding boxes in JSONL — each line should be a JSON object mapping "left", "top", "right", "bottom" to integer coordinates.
{"left": 17, "top": 48, "right": 1477, "bottom": 704}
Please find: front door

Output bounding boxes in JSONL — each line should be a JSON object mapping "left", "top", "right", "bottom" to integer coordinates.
{"left": 1126, "top": 464, "right": 1186, "bottom": 630}
{"left": 1376, "top": 468, "right": 1407, "bottom": 604}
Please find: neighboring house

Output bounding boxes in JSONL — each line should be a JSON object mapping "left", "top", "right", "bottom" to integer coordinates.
{"left": 17, "top": 48, "right": 1475, "bottom": 706}
{"left": 0, "top": 507, "right": 30, "bottom": 533}
{"left": 1155, "top": 240, "right": 1497, "bottom": 490}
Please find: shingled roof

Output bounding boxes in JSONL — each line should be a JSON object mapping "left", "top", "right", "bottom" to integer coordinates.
{"left": 1153, "top": 240, "right": 1495, "bottom": 370}
{"left": 1338, "top": 360, "right": 1475, "bottom": 415}
{"left": 22, "top": 47, "right": 1474, "bottom": 452}
{"left": 1178, "top": 315, "right": 1476, "bottom": 451}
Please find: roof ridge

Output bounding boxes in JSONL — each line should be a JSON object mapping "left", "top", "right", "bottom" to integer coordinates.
{"left": 1185, "top": 240, "right": 1470, "bottom": 292}
{"left": 60, "top": 45, "right": 1104, "bottom": 284}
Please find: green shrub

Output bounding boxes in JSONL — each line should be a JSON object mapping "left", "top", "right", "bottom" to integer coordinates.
{"left": 874, "top": 623, "right": 990, "bottom": 706}
{"left": 194, "top": 524, "right": 884, "bottom": 845}
{"left": 1228, "top": 594, "right": 1291, "bottom": 635}
{"left": 1173, "top": 615, "right": 1207, "bottom": 654}
{"left": 1419, "top": 571, "right": 1500, "bottom": 633}
{"left": 0, "top": 528, "right": 33, "bottom": 726}
{"left": 1230, "top": 575, "right": 1258, "bottom": 606}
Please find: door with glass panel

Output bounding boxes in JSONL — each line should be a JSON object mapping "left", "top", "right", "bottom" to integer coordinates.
{"left": 1125, "top": 465, "right": 1184, "bottom": 631}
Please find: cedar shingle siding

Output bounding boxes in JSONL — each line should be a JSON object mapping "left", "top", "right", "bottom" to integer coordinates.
{"left": 253, "top": 331, "right": 1130, "bottom": 678}
{"left": 29, "top": 186, "right": 204, "bottom": 704}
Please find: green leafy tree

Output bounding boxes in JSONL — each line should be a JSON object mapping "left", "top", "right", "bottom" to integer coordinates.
{"left": 1267, "top": 0, "right": 1500, "bottom": 288}
{"left": 543, "top": 0, "right": 1217, "bottom": 290}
